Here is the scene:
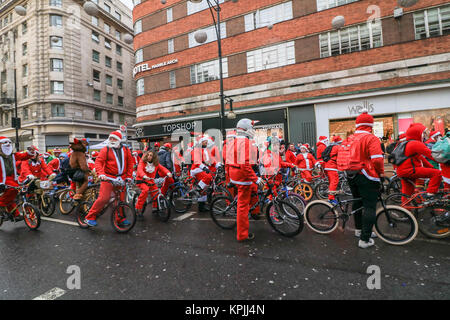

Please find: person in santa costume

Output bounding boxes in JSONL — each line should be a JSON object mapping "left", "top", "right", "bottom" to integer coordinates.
{"left": 316, "top": 136, "right": 329, "bottom": 164}
{"left": 84, "top": 131, "right": 134, "bottom": 227}
{"left": 135, "top": 150, "right": 173, "bottom": 216}
{"left": 223, "top": 130, "right": 237, "bottom": 197}
{"left": 295, "top": 144, "right": 318, "bottom": 183}
{"left": 18, "top": 146, "right": 55, "bottom": 184}
{"left": 397, "top": 123, "right": 442, "bottom": 200}
{"left": 323, "top": 136, "right": 343, "bottom": 204}
{"left": 0, "top": 137, "right": 35, "bottom": 221}
{"left": 229, "top": 119, "right": 263, "bottom": 241}
{"left": 47, "top": 148, "right": 62, "bottom": 173}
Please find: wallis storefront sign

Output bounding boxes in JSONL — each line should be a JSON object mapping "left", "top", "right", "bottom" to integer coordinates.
{"left": 133, "top": 59, "right": 178, "bottom": 77}
{"left": 348, "top": 100, "right": 375, "bottom": 115}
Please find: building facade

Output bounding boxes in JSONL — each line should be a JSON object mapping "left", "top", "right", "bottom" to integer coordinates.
{"left": 0, "top": 0, "right": 137, "bottom": 152}
{"left": 132, "top": 0, "right": 450, "bottom": 148}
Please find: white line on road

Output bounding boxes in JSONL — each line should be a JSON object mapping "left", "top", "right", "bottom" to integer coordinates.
{"left": 42, "top": 217, "right": 79, "bottom": 227}
{"left": 33, "top": 287, "right": 66, "bottom": 300}
{"left": 173, "top": 213, "right": 194, "bottom": 221}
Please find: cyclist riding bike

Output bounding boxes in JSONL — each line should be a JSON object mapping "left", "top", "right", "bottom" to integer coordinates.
{"left": 84, "top": 131, "right": 134, "bottom": 227}
{"left": 18, "top": 146, "right": 55, "bottom": 184}
{"left": 67, "top": 138, "right": 90, "bottom": 200}
{"left": 0, "top": 137, "right": 36, "bottom": 221}
{"left": 295, "top": 144, "right": 318, "bottom": 183}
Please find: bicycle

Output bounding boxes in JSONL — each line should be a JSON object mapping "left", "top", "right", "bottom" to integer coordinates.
{"left": 277, "top": 168, "right": 307, "bottom": 213}
{"left": 209, "top": 175, "right": 304, "bottom": 237}
{"left": 304, "top": 191, "right": 418, "bottom": 245}
{"left": 132, "top": 177, "right": 171, "bottom": 222}
{"left": 75, "top": 179, "right": 136, "bottom": 233}
{"left": 385, "top": 188, "right": 450, "bottom": 239}
{"left": 0, "top": 181, "right": 41, "bottom": 230}
{"left": 314, "top": 171, "right": 352, "bottom": 200}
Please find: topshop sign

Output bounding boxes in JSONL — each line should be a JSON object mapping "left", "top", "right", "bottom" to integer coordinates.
{"left": 133, "top": 59, "right": 178, "bottom": 77}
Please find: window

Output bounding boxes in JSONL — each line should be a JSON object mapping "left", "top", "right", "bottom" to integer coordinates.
{"left": 22, "top": 43, "right": 27, "bottom": 55}
{"left": 49, "top": 0, "right": 62, "bottom": 7}
{"left": 190, "top": 58, "right": 228, "bottom": 84}
{"left": 1, "top": 71, "right": 6, "bottom": 85}
{"left": 247, "top": 41, "right": 295, "bottom": 73}
{"left": 107, "top": 111, "right": 114, "bottom": 123}
{"left": 92, "top": 31, "right": 100, "bottom": 43}
{"left": 23, "top": 64, "right": 28, "bottom": 77}
{"left": 94, "top": 109, "right": 102, "bottom": 120}
{"left": 22, "top": 22, "right": 27, "bottom": 35}
{"left": 51, "top": 58, "right": 64, "bottom": 72}
{"left": 52, "top": 104, "right": 65, "bottom": 117}
{"left": 105, "top": 38, "right": 112, "bottom": 49}
{"left": 104, "top": 23, "right": 110, "bottom": 34}
{"left": 106, "top": 74, "right": 113, "bottom": 86}
{"left": 319, "top": 21, "right": 383, "bottom": 58}
{"left": 105, "top": 56, "right": 112, "bottom": 68}
{"left": 106, "top": 93, "right": 113, "bottom": 104}
{"left": 93, "top": 70, "right": 101, "bottom": 82}
{"left": 188, "top": 0, "right": 224, "bottom": 15}
{"left": 189, "top": 23, "right": 226, "bottom": 48}
{"left": 117, "top": 62, "right": 123, "bottom": 73}
{"left": 136, "top": 78, "right": 144, "bottom": 96}
{"left": 169, "top": 71, "right": 176, "bottom": 89}
{"left": 50, "top": 14, "right": 63, "bottom": 27}
{"left": 134, "top": 20, "right": 142, "bottom": 35}
{"left": 245, "top": 1, "right": 293, "bottom": 32}
{"left": 167, "top": 8, "right": 173, "bottom": 23}
{"left": 93, "top": 89, "right": 101, "bottom": 101}
{"left": 22, "top": 86, "right": 28, "bottom": 99}
{"left": 118, "top": 96, "right": 124, "bottom": 107}
{"left": 92, "top": 50, "right": 100, "bottom": 62}
{"left": 117, "top": 79, "right": 123, "bottom": 89}
{"left": 92, "top": 16, "right": 99, "bottom": 26}
{"left": 116, "top": 44, "right": 122, "bottom": 56}
{"left": 413, "top": 5, "right": 450, "bottom": 40}
{"left": 23, "top": 107, "right": 29, "bottom": 120}
{"left": 135, "top": 49, "right": 143, "bottom": 64}
{"left": 104, "top": 3, "right": 111, "bottom": 13}
{"left": 50, "top": 36, "right": 63, "bottom": 49}
{"left": 115, "top": 30, "right": 121, "bottom": 41}
{"left": 168, "top": 39, "right": 174, "bottom": 54}
{"left": 51, "top": 81, "right": 64, "bottom": 94}
{"left": 316, "top": 0, "right": 359, "bottom": 12}
{"left": 114, "top": 11, "right": 121, "bottom": 21}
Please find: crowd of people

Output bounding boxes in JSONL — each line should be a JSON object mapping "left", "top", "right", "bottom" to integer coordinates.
{"left": 0, "top": 112, "right": 448, "bottom": 247}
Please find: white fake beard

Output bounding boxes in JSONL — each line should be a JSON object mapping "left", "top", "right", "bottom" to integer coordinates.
{"left": 108, "top": 141, "right": 120, "bottom": 148}
{"left": 1, "top": 144, "right": 13, "bottom": 156}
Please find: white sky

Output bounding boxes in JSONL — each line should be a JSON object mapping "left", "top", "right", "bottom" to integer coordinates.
{"left": 119, "top": 0, "right": 133, "bottom": 9}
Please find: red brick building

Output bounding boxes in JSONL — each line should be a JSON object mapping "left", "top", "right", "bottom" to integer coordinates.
{"left": 132, "top": 0, "right": 450, "bottom": 148}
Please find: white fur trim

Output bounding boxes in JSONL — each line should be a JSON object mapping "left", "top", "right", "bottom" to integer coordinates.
{"left": 109, "top": 133, "right": 122, "bottom": 141}
{"left": 356, "top": 123, "right": 374, "bottom": 127}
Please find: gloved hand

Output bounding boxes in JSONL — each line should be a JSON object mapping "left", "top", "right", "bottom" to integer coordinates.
{"left": 203, "top": 167, "right": 211, "bottom": 174}
{"left": 49, "top": 173, "right": 57, "bottom": 180}
{"left": 27, "top": 175, "right": 36, "bottom": 180}
{"left": 0, "top": 184, "right": 6, "bottom": 193}
{"left": 256, "top": 177, "right": 264, "bottom": 188}
{"left": 167, "top": 173, "right": 173, "bottom": 178}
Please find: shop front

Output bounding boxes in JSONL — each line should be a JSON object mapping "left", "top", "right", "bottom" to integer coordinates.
{"left": 315, "top": 87, "right": 450, "bottom": 141}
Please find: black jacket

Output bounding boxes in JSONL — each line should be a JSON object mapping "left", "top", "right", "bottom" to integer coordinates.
{"left": 158, "top": 147, "right": 173, "bottom": 172}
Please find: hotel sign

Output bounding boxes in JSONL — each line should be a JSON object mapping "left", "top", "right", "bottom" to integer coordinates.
{"left": 133, "top": 59, "right": 178, "bottom": 77}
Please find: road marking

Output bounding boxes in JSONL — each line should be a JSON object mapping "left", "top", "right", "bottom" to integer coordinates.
{"left": 33, "top": 287, "right": 66, "bottom": 300}
{"left": 173, "top": 213, "right": 194, "bottom": 221}
{"left": 42, "top": 217, "right": 79, "bottom": 227}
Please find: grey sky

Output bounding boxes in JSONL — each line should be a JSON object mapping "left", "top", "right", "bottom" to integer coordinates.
{"left": 119, "top": 0, "right": 133, "bottom": 9}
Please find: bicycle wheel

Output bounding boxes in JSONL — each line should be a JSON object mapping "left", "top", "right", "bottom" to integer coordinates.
{"left": 155, "top": 195, "right": 171, "bottom": 222}
{"left": 59, "top": 189, "right": 75, "bottom": 215}
{"left": 314, "top": 181, "right": 329, "bottom": 200}
{"left": 304, "top": 200, "right": 339, "bottom": 234}
{"left": 75, "top": 201, "right": 93, "bottom": 229}
{"left": 281, "top": 192, "right": 306, "bottom": 215}
{"left": 40, "top": 193, "right": 56, "bottom": 217}
{"left": 416, "top": 205, "right": 450, "bottom": 239}
{"left": 387, "top": 176, "right": 402, "bottom": 194}
{"left": 22, "top": 203, "right": 41, "bottom": 230}
{"left": 374, "top": 205, "right": 418, "bottom": 245}
{"left": 266, "top": 200, "right": 303, "bottom": 237}
{"left": 210, "top": 196, "right": 237, "bottom": 230}
{"left": 169, "top": 185, "right": 192, "bottom": 214}
{"left": 111, "top": 203, "right": 136, "bottom": 233}
{"left": 295, "top": 183, "right": 313, "bottom": 201}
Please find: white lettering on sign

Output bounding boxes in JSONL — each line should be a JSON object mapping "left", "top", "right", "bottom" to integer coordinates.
{"left": 133, "top": 59, "right": 178, "bottom": 77}
{"left": 348, "top": 100, "right": 374, "bottom": 115}
{"left": 162, "top": 121, "right": 197, "bottom": 133}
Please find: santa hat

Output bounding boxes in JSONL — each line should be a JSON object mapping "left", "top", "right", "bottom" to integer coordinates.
{"left": 399, "top": 133, "right": 406, "bottom": 142}
{"left": 91, "top": 151, "right": 99, "bottom": 158}
{"left": 154, "top": 142, "right": 160, "bottom": 147}
{"left": 109, "top": 131, "right": 122, "bottom": 141}
{"left": 332, "top": 136, "right": 342, "bottom": 143}
{"left": 300, "top": 144, "right": 309, "bottom": 151}
{"left": 430, "top": 130, "right": 441, "bottom": 140}
{"left": 318, "top": 136, "right": 328, "bottom": 143}
{"left": 0, "top": 136, "right": 12, "bottom": 144}
{"left": 355, "top": 112, "right": 374, "bottom": 128}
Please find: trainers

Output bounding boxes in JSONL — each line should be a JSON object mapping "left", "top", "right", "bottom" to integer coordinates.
{"left": 84, "top": 219, "right": 97, "bottom": 227}
{"left": 329, "top": 199, "right": 338, "bottom": 206}
{"left": 119, "top": 220, "right": 131, "bottom": 226}
{"left": 238, "top": 233, "right": 255, "bottom": 242}
{"left": 355, "top": 229, "right": 378, "bottom": 238}
{"left": 358, "top": 238, "right": 375, "bottom": 249}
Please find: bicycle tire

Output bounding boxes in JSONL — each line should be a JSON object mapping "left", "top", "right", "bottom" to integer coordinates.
{"left": 314, "top": 181, "right": 329, "bottom": 200}
{"left": 374, "top": 205, "right": 418, "bottom": 245}
{"left": 169, "top": 185, "right": 192, "bottom": 214}
{"left": 40, "top": 193, "right": 56, "bottom": 217}
{"left": 294, "top": 183, "right": 313, "bottom": 201}
{"left": 340, "top": 179, "right": 352, "bottom": 196}
{"left": 280, "top": 192, "right": 306, "bottom": 215}
{"left": 22, "top": 203, "right": 41, "bottom": 230}
{"left": 416, "top": 205, "right": 450, "bottom": 239}
{"left": 75, "top": 201, "right": 92, "bottom": 229}
{"left": 210, "top": 196, "right": 237, "bottom": 230}
{"left": 304, "top": 200, "right": 339, "bottom": 234}
{"left": 155, "top": 195, "right": 171, "bottom": 222}
{"left": 111, "top": 202, "right": 136, "bottom": 233}
{"left": 59, "top": 189, "right": 75, "bottom": 215}
{"left": 266, "top": 199, "right": 304, "bottom": 237}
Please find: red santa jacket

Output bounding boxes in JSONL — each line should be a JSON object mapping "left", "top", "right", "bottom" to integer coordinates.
{"left": 285, "top": 150, "right": 297, "bottom": 165}
{"left": 229, "top": 135, "right": 259, "bottom": 185}
{"left": 190, "top": 146, "right": 213, "bottom": 176}
{"left": 1, "top": 152, "right": 33, "bottom": 186}
{"left": 324, "top": 144, "right": 340, "bottom": 171}
{"left": 316, "top": 142, "right": 327, "bottom": 163}
{"left": 19, "top": 157, "right": 53, "bottom": 183}
{"left": 397, "top": 123, "right": 436, "bottom": 177}
{"left": 47, "top": 158, "right": 61, "bottom": 173}
{"left": 295, "top": 152, "right": 317, "bottom": 171}
{"left": 137, "top": 160, "right": 170, "bottom": 181}
{"left": 262, "top": 149, "right": 294, "bottom": 176}
{"left": 95, "top": 146, "right": 134, "bottom": 180}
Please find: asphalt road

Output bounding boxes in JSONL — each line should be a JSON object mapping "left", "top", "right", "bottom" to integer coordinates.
{"left": 0, "top": 205, "right": 449, "bottom": 301}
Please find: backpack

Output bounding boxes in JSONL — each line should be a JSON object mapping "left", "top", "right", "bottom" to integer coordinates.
{"left": 336, "top": 136, "right": 355, "bottom": 171}
{"left": 431, "top": 133, "right": 450, "bottom": 164}
{"left": 321, "top": 144, "right": 335, "bottom": 163}
{"left": 387, "top": 141, "right": 411, "bottom": 166}
{"left": 386, "top": 141, "right": 397, "bottom": 155}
